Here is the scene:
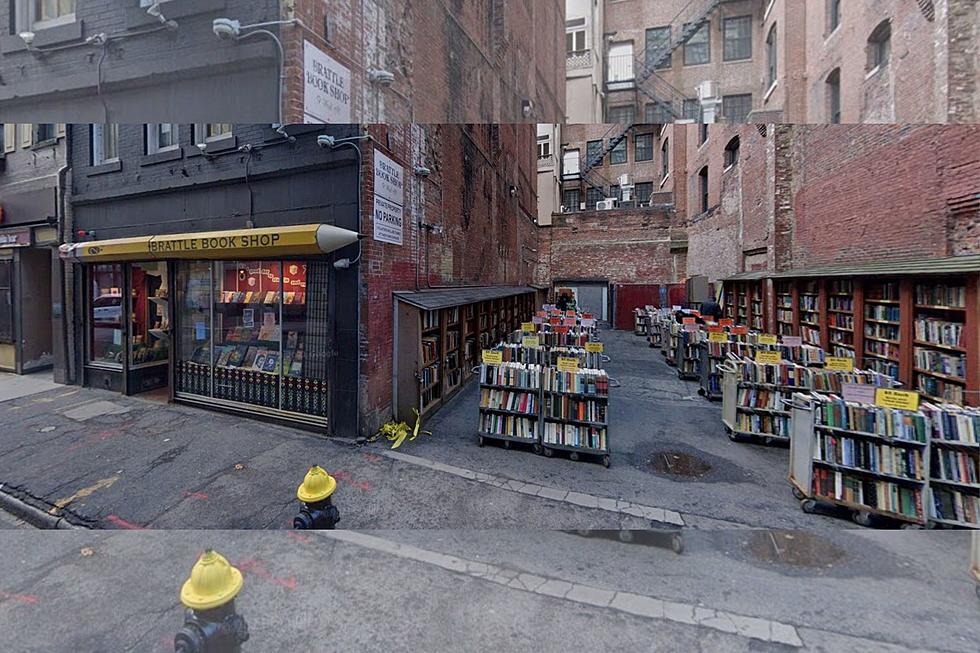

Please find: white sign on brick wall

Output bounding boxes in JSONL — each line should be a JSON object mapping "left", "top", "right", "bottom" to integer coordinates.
{"left": 303, "top": 41, "right": 351, "bottom": 124}
{"left": 373, "top": 151, "right": 404, "bottom": 246}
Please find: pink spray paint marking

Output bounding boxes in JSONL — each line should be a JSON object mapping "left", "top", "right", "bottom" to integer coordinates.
{"left": 181, "top": 490, "right": 209, "bottom": 501}
{"left": 104, "top": 515, "right": 146, "bottom": 530}
{"left": 234, "top": 558, "right": 297, "bottom": 590}
{"left": 0, "top": 590, "right": 40, "bottom": 605}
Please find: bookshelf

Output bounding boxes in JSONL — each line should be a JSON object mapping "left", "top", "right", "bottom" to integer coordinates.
{"left": 478, "top": 361, "right": 542, "bottom": 452}
{"left": 749, "top": 282, "right": 765, "bottom": 331}
{"left": 665, "top": 321, "right": 681, "bottom": 367}
{"left": 863, "top": 280, "right": 902, "bottom": 380}
{"left": 826, "top": 279, "right": 856, "bottom": 359}
{"left": 541, "top": 365, "right": 611, "bottom": 467}
{"left": 775, "top": 281, "right": 795, "bottom": 337}
{"left": 913, "top": 281, "right": 968, "bottom": 405}
{"left": 677, "top": 328, "right": 702, "bottom": 381}
{"left": 647, "top": 308, "right": 665, "bottom": 348}
{"left": 925, "top": 403, "right": 979, "bottom": 528}
{"left": 634, "top": 308, "right": 648, "bottom": 336}
{"left": 798, "top": 280, "right": 821, "bottom": 347}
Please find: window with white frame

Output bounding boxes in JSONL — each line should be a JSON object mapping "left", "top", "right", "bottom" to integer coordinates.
{"left": 562, "top": 149, "right": 581, "bottom": 177}
{"left": 194, "top": 123, "right": 233, "bottom": 144}
{"left": 566, "top": 17, "right": 587, "bottom": 54}
{"left": 33, "top": 123, "right": 57, "bottom": 144}
{"left": 536, "top": 134, "right": 551, "bottom": 160}
{"left": 145, "top": 124, "right": 180, "bottom": 154}
{"left": 607, "top": 42, "right": 635, "bottom": 83}
{"left": 92, "top": 124, "right": 120, "bottom": 166}
{"left": 15, "top": 0, "right": 76, "bottom": 31}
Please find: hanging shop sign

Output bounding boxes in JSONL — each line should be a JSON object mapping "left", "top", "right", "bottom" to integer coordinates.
{"left": 730, "top": 326, "right": 749, "bottom": 335}
{"left": 522, "top": 336, "right": 540, "bottom": 349}
{"left": 0, "top": 227, "right": 31, "bottom": 247}
{"left": 557, "top": 357, "right": 579, "bottom": 372}
{"left": 303, "top": 41, "right": 351, "bottom": 123}
{"left": 373, "top": 151, "right": 404, "bottom": 246}
{"left": 59, "top": 224, "right": 361, "bottom": 262}
{"left": 719, "top": 319, "right": 734, "bottom": 327}
{"left": 521, "top": 322, "right": 535, "bottom": 332}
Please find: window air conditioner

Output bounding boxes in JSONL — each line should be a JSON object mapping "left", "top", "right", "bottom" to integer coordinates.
{"left": 596, "top": 199, "right": 617, "bottom": 210}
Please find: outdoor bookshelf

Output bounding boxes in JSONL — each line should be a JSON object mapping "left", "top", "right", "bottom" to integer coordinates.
{"left": 775, "top": 281, "right": 795, "bottom": 337}
{"left": 749, "top": 283, "right": 765, "bottom": 331}
{"left": 677, "top": 328, "right": 702, "bottom": 381}
{"left": 925, "top": 403, "right": 979, "bottom": 528}
{"left": 863, "top": 280, "right": 902, "bottom": 380}
{"left": 798, "top": 280, "right": 822, "bottom": 347}
{"left": 913, "top": 280, "right": 968, "bottom": 404}
{"left": 541, "top": 366, "right": 611, "bottom": 467}
{"left": 827, "top": 279, "right": 856, "bottom": 359}
{"left": 477, "top": 361, "right": 542, "bottom": 452}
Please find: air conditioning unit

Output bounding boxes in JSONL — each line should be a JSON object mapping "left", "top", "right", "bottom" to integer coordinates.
{"left": 618, "top": 174, "right": 631, "bottom": 187}
{"left": 596, "top": 199, "right": 617, "bottom": 210}
{"left": 697, "top": 80, "right": 721, "bottom": 101}
{"left": 580, "top": 202, "right": 587, "bottom": 211}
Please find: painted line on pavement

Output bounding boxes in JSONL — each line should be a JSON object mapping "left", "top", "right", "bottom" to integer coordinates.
{"left": 317, "top": 530, "right": 804, "bottom": 647}
{"left": 376, "top": 448, "right": 685, "bottom": 526}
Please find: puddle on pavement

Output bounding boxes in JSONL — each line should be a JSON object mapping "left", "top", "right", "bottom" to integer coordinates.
{"left": 745, "top": 531, "right": 847, "bottom": 568}
{"left": 650, "top": 451, "right": 712, "bottom": 477}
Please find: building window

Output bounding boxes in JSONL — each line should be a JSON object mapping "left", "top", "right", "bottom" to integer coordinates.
{"left": 91, "top": 124, "right": 120, "bottom": 166}
{"left": 607, "top": 42, "right": 635, "bottom": 85}
{"left": 586, "top": 139, "right": 603, "bottom": 167}
{"left": 0, "top": 260, "right": 12, "bottom": 344}
{"left": 661, "top": 139, "right": 669, "bottom": 180}
{"left": 89, "top": 263, "right": 125, "bottom": 367}
{"left": 645, "top": 101, "right": 673, "bottom": 124}
{"left": 645, "top": 26, "right": 672, "bottom": 70}
{"left": 683, "top": 99, "right": 701, "bottom": 121}
{"left": 683, "top": 22, "right": 710, "bottom": 65}
{"left": 563, "top": 188, "right": 581, "bottom": 212}
{"left": 586, "top": 187, "right": 605, "bottom": 208}
{"left": 827, "top": 0, "right": 841, "bottom": 34}
{"left": 723, "top": 16, "right": 752, "bottom": 61}
{"left": 724, "top": 136, "right": 740, "bottom": 168}
{"left": 698, "top": 123, "right": 709, "bottom": 146}
{"left": 146, "top": 124, "right": 180, "bottom": 154}
{"left": 723, "top": 94, "right": 753, "bottom": 123}
{"left": 606, "top": 105, "right": 636, "bottom": 124}
{"left": 766, "top": 25, "right": 778, "bottom": 87}
{"left": 566, "top": 17, "right": 587, "bottom": 54}
{"left": 609, "top": 185, "right": 621, "bottom": 202}
{"left": 698, "top": 166, "right": 709, "bottom": 213}
{"left": 194, "top": 124, "right": 233, "bottom": 144}
{"left": 827, "top": 68, "right": 841, "bottom": 123}
{"left": 610, "top": 138, "right": 627, "bottom": 165}
{"left": 563, "top": 149, "right": 581, "bottom": 177}
{"left": 536, "top": 134, "right": 551, "bottom": 160}
{"left": 635, "top": 182, "right": 654, "bottom": 205}
{"left": 867, "top": 20, "right": 891, "bottom": 70}
{"left": 634, "top": 133, "right": 653, "bottom": 161}
{"left": 16, "top": 0, "right": 75, "bottom": 31}
{"left": 33, "top": 124, "right": 57, "bottom": 145}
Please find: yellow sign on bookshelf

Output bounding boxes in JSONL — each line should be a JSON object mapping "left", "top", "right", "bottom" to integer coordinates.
{"left": 758, "top": 334, "right": 778, "bottom": 346}
{"left": 755, "top": 351, "right": 783, "bottom": 365}
{"left": 522, "top": 336, "right": 540, "bottom": 349}
{"left": 708, "top": 332, "right": 728, "bottom": 343}
{"left": 585, "top": 342, "right": 604, "bottom": 353}
{"left": 482, "top": 350, "right": 503, "bottom": 365}
{"left": 556, "top": 357, "right": 580, "bottom": 372}
{"left": 521, "top": 322, "right": 535, "bottom": 333}
{"left": 825, "top": 356, "right": 854, "bottom": 372}
{"left": 875, "top": 388, "right": 920, "bottom": 411}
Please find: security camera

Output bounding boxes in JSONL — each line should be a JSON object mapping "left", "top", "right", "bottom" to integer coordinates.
{"left": 85, "top": 33, "right": 107, "bottom": 45}
{"left": 367, "top": 69, "right": 396, "bottom": 86}
{"left": 212, "top": 18, "right": 241, "bottom": 39}
{"left": 317, "top": 135, "right": 336, "bottom": 149}
{"left": 18, "top": 31, "right": 35, "bottom": 45}
{"left": 414, "top": 165, "right": 431, "bottom": 177}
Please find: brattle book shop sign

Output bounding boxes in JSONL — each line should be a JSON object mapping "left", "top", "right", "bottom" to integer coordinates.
{"left": 373, "top": 151, "right": 404, "bottom": 246}
{"left": 303, "top": 41, "right": 351, "bottom": 123}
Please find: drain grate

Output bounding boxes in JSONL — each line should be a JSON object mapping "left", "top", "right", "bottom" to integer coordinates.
{"left": 650, "top": 451, "right": 712, "bottom": 477}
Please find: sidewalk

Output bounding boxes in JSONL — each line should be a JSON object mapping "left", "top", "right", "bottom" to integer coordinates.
{"left": 0, "top": 529, "right": 975, "bottom": 652}
{"left": 0, "top": 330, "right": 843, "bottom": 530}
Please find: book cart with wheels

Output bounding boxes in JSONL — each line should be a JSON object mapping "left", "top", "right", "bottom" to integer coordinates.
{"left": 676, "top": 327, "right": 702, "bottom": 381}
{"left": 647, "top": 308, "right": 665, "bottom": 349}
{"left": 477, "top": 359, "right": 543, "bottom": 454}
{"left": 664, "top": 321, "right": 681, "bottom": 367}
{"left": 634, "top": 308, "right": 648, "bottom": 336}
{"left": 923, "top": 402, "right": 979, "bottom": 529}
{"left": 541, "top": 364, "right": 611, "bottom": 467}
{"left": 787, "top": 392, "right": 932, "bottom": 529}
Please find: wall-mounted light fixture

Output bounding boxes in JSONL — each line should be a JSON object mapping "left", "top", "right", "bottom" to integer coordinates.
{"left": 145, "top": 2, "right": 179, "bottom": 30}
{"left": 368, "top": 69, "right": 396, "bottom": 86}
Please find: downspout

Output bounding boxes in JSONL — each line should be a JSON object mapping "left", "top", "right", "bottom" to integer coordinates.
{"left": 57, "top": 137, "right": 74, "bottom": 385}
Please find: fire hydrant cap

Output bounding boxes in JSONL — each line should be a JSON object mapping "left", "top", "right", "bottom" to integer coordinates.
{"left": 180, "top": 549, "right": 244, "bottom": 610}
{"left": 297, "top": 465, "right": 337, "bottom": 503}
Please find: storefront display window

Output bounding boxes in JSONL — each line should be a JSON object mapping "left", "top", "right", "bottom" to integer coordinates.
{"left": 129, "top": 262, "right": 170, "bottom": 367}
{"left": 175, "top": 262, "right": 212, "bottom": 396}
{"left": 89, "top": 263, "right": 124, "bottom": 366}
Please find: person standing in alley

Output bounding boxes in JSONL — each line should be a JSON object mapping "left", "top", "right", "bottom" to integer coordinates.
{"left": 700, "top": 297, "right": 724, "bottom": 323}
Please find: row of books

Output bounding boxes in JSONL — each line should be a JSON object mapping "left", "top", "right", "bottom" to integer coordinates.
{"left": 915, "top": 284, "right": 965, "bottom": 308}
{"left": 916, "top": 376, "right": 964, "bottom": 404}
{"left": 224, "top": 325, "right": 283, "bottom": 343}
{"left": 735, "top": 359, "right": 891, "bottom": 391}
{"left": 542, "top": 368, "right": 609, "bottom": 396}
{"left": 735, "top": 412, "right": 791, "bottom": 438}
{"left": 422, "top": 310, "right": 440, "bottom": 330}
{"left": 913, "top": 317, "right": 964, "bottom": 348}
{"left": 863, "top": 357, "right": 900, "bottom": 379}
{"left": 537, "top": 332, "right": 592, "bottom": 348}
{"left": 812, "top": 469, "right": 922, "bottom": 519}
{"left": 541, "top": 422, "right": 607, "bottom": 451}
{"left": 932, "top": 448, "right": 978, "bottom": 485}
{"left": 445, "top": 329, "right": 461, "bottom": 350}
{"left": 480, "top": 413, "right": 537, "bottom": 440}
{"left": 867, "top": 283, "right": 899, "bottom": 301}
{"left": 814, "top": 434, "right": 925, "bottom": 480}
{"left": 480, "top": 389, "right": 538, "bottom": 415}
{"left": 799, "top": 295, "right": 820, "bottom": 311}
{"left": 924, "top": 404, "right": 980, "bottom": 443}
{"left": 419, "top": 363, "right": 440, "bottom": 388}
{"left": 865, "top": 323, "right": 899, "bottom": 341}
{"left": 544, "top": 396, "right": 607, "bottom": 423}
{"left": 914, "top": 347, "right": 966, "bottom": 378}
{"left": 829, "top": 313, "right": 854, "bottom": 329}
{"left": 736, "top": 387, "right": 784, "bottom": 411}
{"left": 811, "top": 395, "right": 930, "bottom": 442}
{"left": 802, "top": 326, "right": 820, "bottom": 346}
{"left": 931, "top": 488, "right": 978, "bottom": 525}
{"left": 866, "top": 304, "right": 900, "bottom": 322}
{"left": 829, "top": 280, "right": 853, "bottom": 294}
{"left": 481, "top": 362, "right": 542, "bottom": 389}
{"left": 219, "top": 290, "right": 305, "bottom": 305}
{"left": 829, "top": 297, "right": 854, "bottom": 312}
{"left": 421, "top": 336, "right": 439, "bottom": 364}
{"left": 866, "top": 339, "right": 899, "bottom": 359}
{"left": 212, "top": 345, "right": 304, "bottom": 376}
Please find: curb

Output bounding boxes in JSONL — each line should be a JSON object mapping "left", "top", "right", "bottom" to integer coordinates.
{"left": 0, "top": 485, "right": 84, "bottom": 530}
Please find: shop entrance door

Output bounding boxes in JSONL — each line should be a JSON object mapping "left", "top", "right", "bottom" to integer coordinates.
{"left": 126, "top": 261, "right": 170, "bottom": 396}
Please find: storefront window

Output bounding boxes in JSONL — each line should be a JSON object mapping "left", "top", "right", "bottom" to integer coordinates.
{"left": 175, "top": 262, "right": 212, "bottom": 396}
{"left": 89, "top": 263, "right": 124, "bottom": 366}
{"left": 281, "top": 260, "right": 331, "bottom": 419}
{"left": 129, "top": 262, "right": 170, "bottom": 367}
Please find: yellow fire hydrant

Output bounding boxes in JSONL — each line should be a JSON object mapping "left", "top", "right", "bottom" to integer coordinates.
{"left": 174, "top": 549, "right": 249, "bottom": 652}
{"left": 294, "top": 465, "right": 340, "bottom": 529}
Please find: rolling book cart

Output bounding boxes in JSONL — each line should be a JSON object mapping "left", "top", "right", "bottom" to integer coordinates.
{"left": 634, "top": 308, "right": 648, "bottom": 336}
{"left": 676, "top": 328, "right": 702, "bottom": 381}
{"left": 664, "top": 321, "right": 681, "bottom": 366}
{"left": 787, "top": 392, "right": 931, "bottom": 528}
{"left": 923, "top": 402, "right": 979, "bottom": 529}
{"left": 477, "top": 360, "right": 543, "bottom": 453}
{"left": 647, "top": 309, "right": 666, "bottom": 349}
{"left": 699, "top": 341, "right": 725, "bottom": 401}
{"left": 541, "top": 365, "right": 611, "bottom": 467}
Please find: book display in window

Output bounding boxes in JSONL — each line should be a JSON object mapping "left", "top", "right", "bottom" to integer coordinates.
{"left": 863, "top": 281, "right": 901, "bottom": 379}
{"left": 913, "top": 282, "right": 967, "bottom": 404}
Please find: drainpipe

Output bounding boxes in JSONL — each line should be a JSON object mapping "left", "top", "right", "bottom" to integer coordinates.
{"left": 57, "top": 136, "right": 75, "bottom": 385}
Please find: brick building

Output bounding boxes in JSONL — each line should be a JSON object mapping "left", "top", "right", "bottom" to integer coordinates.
{"left": 0, "top": 1, "right": 564, "bottom": 123}
{"left": 53, "top": 122, "right": 538, "bottom": 438}
{"left": 569, "top": 0, "right": 962, "bottom": 124}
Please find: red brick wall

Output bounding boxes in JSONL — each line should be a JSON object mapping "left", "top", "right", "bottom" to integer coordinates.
{"left": 358, "top": 124, "right": 540, "bottom": 433}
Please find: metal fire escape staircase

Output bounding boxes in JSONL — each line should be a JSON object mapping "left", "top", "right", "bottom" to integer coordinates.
{"left": 578, "top": 124, "right": 635, "bottom": 202}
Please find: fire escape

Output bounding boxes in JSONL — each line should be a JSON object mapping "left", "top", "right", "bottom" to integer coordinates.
{"left": 562, "top": 124, "right": 635, "bottom": 210}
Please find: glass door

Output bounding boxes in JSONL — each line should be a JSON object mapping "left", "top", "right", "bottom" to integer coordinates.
{"left": 127, "top": 261, "right": 170, "bottom": 394}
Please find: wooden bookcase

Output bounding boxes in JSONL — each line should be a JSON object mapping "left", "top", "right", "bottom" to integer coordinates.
{"left": 775, "top": 281, "right": 796, "bottom": 337}
{"left": 912, "top": 278, "right": 970, "bottom": 404}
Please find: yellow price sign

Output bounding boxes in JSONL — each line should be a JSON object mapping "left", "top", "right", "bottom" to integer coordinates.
{"left": 825, "top": 356, "right": 854, "bottom": 372}
{"left": 557, "top": 357, "right": 580, "bottom": 372}
{"left": 522, "top": 336, "right": 540, "bottom": 349}
{"left": 708, "top": 332, "right": 728, "bottom": 343}
{"left": 755, "top": 351, "right": 783, "bottom": 365}
{"left": 757, "top": 334, "right": 778, "bottom": 346}
{"left": 585, "top": 342, "right": 604, "bottom": 353}
{"left": 482, "top": 350, "right": 503, "bottom": 365}
{"left": 521, "top": 322, "right": 535, "bottom": 333}
{"left": 875, "top": 388, "right": 920, "bottom": 411}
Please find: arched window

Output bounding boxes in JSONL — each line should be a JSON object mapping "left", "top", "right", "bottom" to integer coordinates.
{"left": 827, "top": 68, "right": 841, "bottom": 124}
{"left": 698, "top": 166, "right": 709, "bottom": 213}
{"left": 724, "top": 136, "right": 740, "bottom": 168}
{"left": 868, "top": 20, "right": 891, "bottom": 70}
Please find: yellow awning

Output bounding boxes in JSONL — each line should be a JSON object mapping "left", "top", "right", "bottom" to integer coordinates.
{"left": 59, "top": 224, "right": 362, "bottom": 263}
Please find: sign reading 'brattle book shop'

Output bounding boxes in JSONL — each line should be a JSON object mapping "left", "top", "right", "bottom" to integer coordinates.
{"left": 373, "top": 151, "right": 404, "bottom": 246}
{"left": 303, "top": 41, "right": 351, "bottom": 123}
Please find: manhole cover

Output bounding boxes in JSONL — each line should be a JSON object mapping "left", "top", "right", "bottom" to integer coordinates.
{"left": 650, "top": 451, "right": 711, "bottom": 477}
{"left": 747, "top": 531, "right": 847, "bottom": 568}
